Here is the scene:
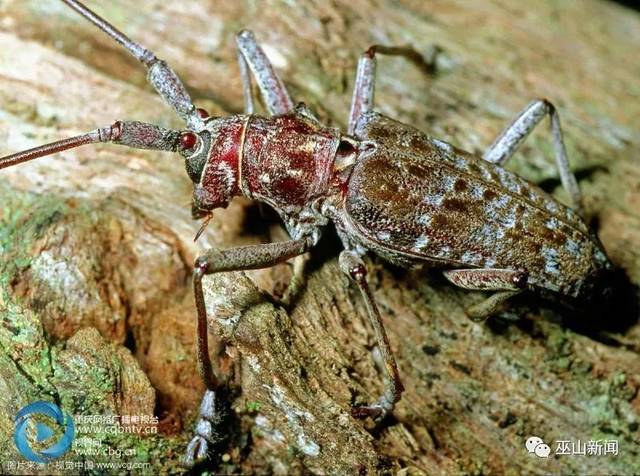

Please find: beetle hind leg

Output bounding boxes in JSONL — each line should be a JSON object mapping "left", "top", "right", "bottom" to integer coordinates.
{"left": 339, "top": 251, "right": 404, "bottom": 420}
{"left": 443, "top": 268, "right": 529, "bottom": 322}
{"left": 482, "top": 99, "right": 584, "bottom": 217}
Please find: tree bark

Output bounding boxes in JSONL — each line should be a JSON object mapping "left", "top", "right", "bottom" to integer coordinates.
{"left": 1, "top": 0, "right": 639, "bottom": 474}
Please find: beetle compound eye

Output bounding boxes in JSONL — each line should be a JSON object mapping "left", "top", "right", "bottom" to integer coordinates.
{"left": 180, "top": 132, "right": 198, "bottom": 150}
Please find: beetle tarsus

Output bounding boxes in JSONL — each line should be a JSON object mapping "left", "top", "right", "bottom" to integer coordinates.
{"left": 351, "top": 390, "right": 396, "bottom": 420}
{"left": 184, "top": 389, "right": 218, "bottom": 467}
{"left": 466, "top": 290, "right": 522, "bottom": 322}
{"left": 351, "top": 404, "right": 385, "bottom": 420}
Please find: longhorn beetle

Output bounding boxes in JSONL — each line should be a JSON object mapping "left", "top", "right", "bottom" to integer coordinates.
{"left": 1, "top": 0, "right": 613, "bottom": 467}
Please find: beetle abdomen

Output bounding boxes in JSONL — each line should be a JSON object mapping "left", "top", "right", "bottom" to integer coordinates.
{"left": 342, "top": 113, "right": 610, "bottom": 297}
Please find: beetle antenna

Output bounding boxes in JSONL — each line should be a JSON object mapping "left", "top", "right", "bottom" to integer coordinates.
{"left": 62, "top": 0, "right": 155, "bottom": 66}
{"left": 0, "top": 132, "right": 98, "bottom": 170}
{"left": 61, "top": 0, "right": 201, "bottom": 129}
{"left": 0, "top": 121, "right": 180, "bottom": 170}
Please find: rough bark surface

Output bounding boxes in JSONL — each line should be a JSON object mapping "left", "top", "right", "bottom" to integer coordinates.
{"left": 1, "top": 0, "right": 639, "bottom": 474}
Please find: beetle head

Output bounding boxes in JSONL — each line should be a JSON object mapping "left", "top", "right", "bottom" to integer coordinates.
{"left": 179, "top": 116, "right": 245, "bottom": 218}
{"left": 178, "top": 130, "right": 210, "bottom": 184}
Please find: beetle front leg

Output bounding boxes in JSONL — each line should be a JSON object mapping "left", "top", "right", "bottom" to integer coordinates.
{"left": 339, "top": 251, "right": 404, "bottom": 420}
{"left": 483, "top": 99, "right": 584, "bottom": 217}
{"left": 235, "top": 30, "right": 295, "bottom": 115}
{"left": 443, "top": 268, "right": 529, "bottom": 321}
{"left": 237, "top": 50, "right": 255, "bottom": 114}
{"left": 184, "top": 238, "right": 312, "bottom": 467}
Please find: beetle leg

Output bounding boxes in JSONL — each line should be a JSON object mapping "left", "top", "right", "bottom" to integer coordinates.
{"left": 185, "top": 238, "right": 311, "bottom": 467}
{"left": 235, "top": 30, "right": 295, "bottom": 115}
{"left": 348, "top": 50, "right": 376, "bottom": 135}
{"left": 466, "top": 291, "right": 521, "bottom": 322}
{"left": 184, "top": 388, "right": 218, "bottom": 467}
{"left": 348, "top": 45, "right": 437, "bottom": 135}
{"left": 237, "top": 50, "right": 255, "bottom": 114}
{"left": 443, "top": 268, "right": 529, "bottom": 321}
{"left": 338, "top": 250, "right": 404, "bottom": 420}
{"left": 443, "top": 268, "right": 529, "bottom": 291}
{"left": 483, "top": 99, "right": 584, "bottom": 217}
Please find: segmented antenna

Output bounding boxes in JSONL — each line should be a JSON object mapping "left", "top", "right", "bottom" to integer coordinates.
{"left": 0, "top": 121, "right": 180, "bottom": 170}
{"left": 61, "top": 0, "right": 156, "bottom": 65}
{"left": 0, "top": 132, "right": 101, "bottom": 170}
{"left": 61, "top": 0, "right": 201, "bottom": 128}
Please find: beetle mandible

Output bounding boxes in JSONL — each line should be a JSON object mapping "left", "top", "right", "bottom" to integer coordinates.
{"left": 0, "top": 0, "right": 613, "bottom": 467}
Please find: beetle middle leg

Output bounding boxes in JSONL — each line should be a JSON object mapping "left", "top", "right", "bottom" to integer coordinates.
{"left": 348, "top": 44, "right": 436, "bottom": 134}
{"left": 482, "top": 99, "right": 584, "bottom": 217}
{"left": 185, "top": 238, "right": 312, "bottom": 466}
{"left": 443, "top": 268, "right": 529, "bottom": 321}
{"left": 339, "top": 250, "right": 404, "bottom": 420}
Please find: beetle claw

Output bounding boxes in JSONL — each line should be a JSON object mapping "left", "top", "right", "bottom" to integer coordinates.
{"left": 182, "top": 389, "right": 219, "bottom": 468}
{"left": 183, "top": 435, "right": 209, "bottom": 468}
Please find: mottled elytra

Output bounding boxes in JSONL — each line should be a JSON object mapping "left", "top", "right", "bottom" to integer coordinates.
{"left": 0, "top": 0, "right": 613, "bottom": 468}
